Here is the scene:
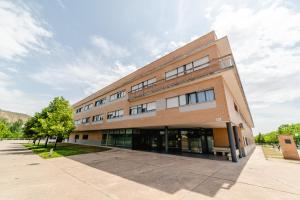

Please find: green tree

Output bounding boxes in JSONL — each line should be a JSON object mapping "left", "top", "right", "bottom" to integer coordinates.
{"left": 255, "top": 132, "right": 265, "bottom": 144}
{"left": 38, "top": 97, "right": 75, "bottom": 148}
{"left": 0, "top": 118, "right": 11, "bottom": 139}
{"left": 23, "top": 114, "right": 41, "bottom": 144}
{"left": 9, "top": 119, "right": 23, "bottom": 133}
{"left": 263, "top": 131, "right": 278, "bottom": 144}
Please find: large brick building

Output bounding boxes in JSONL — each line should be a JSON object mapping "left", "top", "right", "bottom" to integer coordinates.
{"left": 69, "top": 31, "right": 255, "bottom": 162}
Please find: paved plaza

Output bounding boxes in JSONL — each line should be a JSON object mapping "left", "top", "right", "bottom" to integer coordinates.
{"left": 0, "top": 140, "right": 299, "bottom": 200}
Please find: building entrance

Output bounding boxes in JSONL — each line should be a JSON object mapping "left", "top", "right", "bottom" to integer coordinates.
{"left": 132, "top": 128, "right": 213, "bottom": 154}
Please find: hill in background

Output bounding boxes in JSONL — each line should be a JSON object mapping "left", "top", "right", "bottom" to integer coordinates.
{"left": 0, "top": 109, "right": 31, "bottom": 123}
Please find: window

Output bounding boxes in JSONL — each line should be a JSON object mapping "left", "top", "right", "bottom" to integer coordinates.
{"left": 75, "top": 135, "right": 79, "bottom": 140}
{"left": 110, "top": 91, "right": 125, "bottom": 101}
{"left": 185, "top": 63, "right": 193, "bottom": 73}
{"left": 188, "top": 92, "right": 197, "bottom": 104}
{"left": 95, "top": 98, "right": 106, "bottom": 107}
{"left": 165, "top": 56, "right": 210, "bottom": 80}
{"left": 82, "top": 117, "right": 90, "bottom": 124}
{"left": 166, "top": 97, "right": 179, "bottom": 108}
{"left": 177, "top": 66, "right": 184, "bottom": 76}
{"left": 83, "top": 104, "right": 92, "bottom": 111}
{"left": 197, "top": 91, "right": 206, "bottom": 103}
{"left": 74, "top": 120, "right": 81, "bottom": 125}
{"left": 179, "top": 95, "right": 187, "bottom": 106}
{"left": 82, "top": 135, "right": 88, "bottom": 140}
{"left": 131, "top": 78, "right": 156, "bottom": 92}
{"left": 205, "top": 89, "right": 215, "bottom": 101}
{"left": 93, "top": 114, "right": 104, "bottom": 122}
{"left": 193, "top": 56, "right": 209, "bottom": 71}
{"left": 75, "top": 107, "right": 83, "bottom": 113}
{"left": 129, "top": 102, "right": 156, "bottom": 115}
{"left": 107, "top": 109, "right": 124, "bottom": 119}
{"left": 167, "top": 89, "right": 215, "bottom": 109}
{"left": 166, "top": 69, "right": 178, "bottom": 80}
{"left": 285, "top": 139, "right": 291, "bottom": 144}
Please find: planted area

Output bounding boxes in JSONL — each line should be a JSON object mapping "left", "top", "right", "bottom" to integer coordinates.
{"left": 24, "top": 143, "right": 110, "bottom": 159}
{"left": 261, "top": 145, "right": 283, "bottom": 159}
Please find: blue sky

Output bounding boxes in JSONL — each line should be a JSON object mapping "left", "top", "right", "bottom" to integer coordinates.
{"left": 0, "top": 0, "right": 300, "bottom": 134}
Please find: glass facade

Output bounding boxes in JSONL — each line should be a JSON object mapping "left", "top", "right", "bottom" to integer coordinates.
{"left": 101, "top": 128, "right": 214, "bottom": 154}
{"left": 102, "top": 129, "right": 133, "bottom": 148}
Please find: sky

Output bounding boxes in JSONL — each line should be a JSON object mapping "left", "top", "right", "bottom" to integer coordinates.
{"left": 0, "top": 0, "right": 300, "bottom": 134}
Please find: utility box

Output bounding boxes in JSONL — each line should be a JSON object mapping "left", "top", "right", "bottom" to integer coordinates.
{"left": 278, "top": 135, "right": 300, "bottom": 160}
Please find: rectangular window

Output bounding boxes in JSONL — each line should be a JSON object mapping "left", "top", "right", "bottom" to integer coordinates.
{"left": 93, "top": 114, "right": 104, "bottom": 122}
{"left": 188, "top": 93, "right": 197, "bottom": 104}
{"left": 82, "top": 135, "right": 88, "bottom": 140}
{"left": 205, "top": 89, "right": 215, "bottom": 101}
{"left": 166, "top": 97, "right": 179, "bottom": 108}
{"left": 197, "top": 91, "right": 206, "bottom": 103}
{"left": 76, "top": 107, "right": 83, "bottom": 113}
{"left": 82, "top": 117, "right": 90, "bottom": 124}
{"left": 110, "top": 91, "right": 125, "bottom": 101}
{"left": 179, "top": 95, "right": 186, "bottom": 106}
{"left": 95, "top": 98, "right": 106, "bottom": 107}
{"left": 166, "top": 69, "right": 178, "bottom": 80}
{"left": 193, "top": 56, "right": 209, "bottom": 71}
{"left": 147, "top": 78, "right": 156, "bottom": 86}
{"left": 147, "top": 102, "right": 156, "bottom": 111}
{"left": 185, "top": 63, "right": 193, "bottom": 73}
{"left": 129, "top": 102, "right": 156, "bottom": 115}
{"left": 74, "top": 120, "right": 81, "bottom": 125}
{"left": 285, "top": 139, "right": 291, "bottom": 144}
{"left": 83, "top": 104, "right": 92, "bottom": 111}
{"left": 131, "top": 78, "right": 156, "bottom": 92}
{"left": 107, "top": 109, "right": 124, "bottom": 119}
{"left": 177, "top": 66, "right": 184, "bottom": 76}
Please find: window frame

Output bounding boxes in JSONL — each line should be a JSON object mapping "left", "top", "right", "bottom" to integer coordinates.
{"left": 166, "top": 96, "right": 179, "bottom": 108}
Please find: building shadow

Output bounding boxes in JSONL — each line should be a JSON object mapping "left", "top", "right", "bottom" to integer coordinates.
{"left": 66, "top": 147, "right": 254, "bottom": 197}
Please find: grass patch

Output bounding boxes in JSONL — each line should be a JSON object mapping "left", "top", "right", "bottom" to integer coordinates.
{"left": 24, "top": 142, "right": 110, "bottom": 159}
{"left": 262, "top": 145, "right": 283, "bottom": 159}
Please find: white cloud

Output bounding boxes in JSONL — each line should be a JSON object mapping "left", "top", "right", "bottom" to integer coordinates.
{"left": 135, "top": 32, "right": 199, "bottom": 59}
{"left": 209, "top": 0, "right": 300, "bottom": 132}
{"left": 0, "top": 71, "right": 46, "bottom": 115}
{"left": 211, "top": 1, "right": 300, "bottom": 105}
{"left": 0, "top": 0, "right": 52, "bottom": 61}
{"left": 31, "top": 50, "right": 137, "bottom": 96}
{"left": 91, "top": 35, "right": 130, "bottom": 57}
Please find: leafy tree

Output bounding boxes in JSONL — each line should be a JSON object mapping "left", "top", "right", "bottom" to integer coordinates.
{"left": 23, "top": 114, "right": 41, "bottom": 144}
{"left": 0, "top": 118, "right": 11, "bottom": 139}
{"left": 9, "top": 119, "right": 23, "bottom": 133}
{"left": 255, "top": 132, "right": 265, "bottom": 144}
{"left": 263, "top": 131, "right": 278, "bottom": 144}
{"left": 45, "top": 97, "right": 75, "bottom": 149}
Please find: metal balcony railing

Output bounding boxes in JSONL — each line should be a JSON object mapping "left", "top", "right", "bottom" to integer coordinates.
{"left": 128, "top": 54, "right": 235, "bottom": 100}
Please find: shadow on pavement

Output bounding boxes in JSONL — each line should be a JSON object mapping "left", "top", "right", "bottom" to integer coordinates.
{"left": 67, "top": 148, "right": 254, "bottom": 197}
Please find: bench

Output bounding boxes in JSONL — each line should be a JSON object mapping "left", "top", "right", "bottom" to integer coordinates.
{"left": 212, "top": 147, "right": 230, "bottom": 156}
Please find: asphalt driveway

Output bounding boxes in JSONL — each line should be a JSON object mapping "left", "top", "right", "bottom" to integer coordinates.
{"left": 1, "top": 140, "right": 300, "bottom": 200}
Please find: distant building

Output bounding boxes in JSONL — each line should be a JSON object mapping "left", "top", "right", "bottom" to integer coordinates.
{"left": 69, "top": 31, "right": 255, "bottom": 162}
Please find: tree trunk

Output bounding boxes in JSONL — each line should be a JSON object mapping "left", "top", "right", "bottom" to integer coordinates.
{"left": 33, "top": 139, "right": 36, "bottom": 145}
{"left": 44, "top": 136, "right": 49, "bottom": 148}
{"left": 54, "top": 137, "right": 58, "bottom": 150}
{"left": 37, "top": 138, "right": 41, "bottom": 146}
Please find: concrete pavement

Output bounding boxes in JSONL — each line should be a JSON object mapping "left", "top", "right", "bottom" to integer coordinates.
{"left": 0, "top": 140, "right": 299, "bottom": 200}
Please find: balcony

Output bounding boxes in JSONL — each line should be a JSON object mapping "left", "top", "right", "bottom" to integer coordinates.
{"left": 128, "top": 54, "right": 235, "bottom": 101}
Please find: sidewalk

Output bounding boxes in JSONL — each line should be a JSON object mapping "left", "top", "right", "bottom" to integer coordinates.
{"left": 0, "top": 140, "right": 300, "bottom": 200}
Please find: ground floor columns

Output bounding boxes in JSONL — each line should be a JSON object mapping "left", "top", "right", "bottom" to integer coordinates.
{"left": 233, "top": 126, "right": 242, "bottom": 158}
{"left": 226, "top": 122, "right": 238, "bottom": 162}
{"left": 165, "top": 126, "right": 168, "bottom": 153}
